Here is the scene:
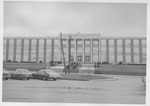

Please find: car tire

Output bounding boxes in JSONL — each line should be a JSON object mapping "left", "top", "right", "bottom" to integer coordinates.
{"left": 17, "top": 77, "right": 21, "bottom": 80}
{"left": 32, "top": 76, "right": 36, "bottom": 79}
{"left": 27, "top": 78, "right": 30, "bottom": 80}
{"left": 5, "top": 78, "right": 8, "bottom": 80}
{"left": 53, "top": 78, "right": 56, "bottom": 81}
{"left": 43, "top": 77, "right": 47, "bottom": 80}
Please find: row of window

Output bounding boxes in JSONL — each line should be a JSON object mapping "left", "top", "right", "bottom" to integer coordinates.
{"left": 3, "top": 39, "right": 147, "bottom": 63}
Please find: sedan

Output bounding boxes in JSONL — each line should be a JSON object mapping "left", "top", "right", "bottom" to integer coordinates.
{"left": 11, "top": 69, "right": 32, "bottom": 80}
{"left": 32, "top": 69, "right": 61, "bottom": 81}
{"left": 3, "top": 68, "right": 11, "bottom": 80}
{"left": 141, "top": 76, "right": 146, "bottom": 86}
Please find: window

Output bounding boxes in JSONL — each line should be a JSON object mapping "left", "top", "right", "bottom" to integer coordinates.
{"left": 15, "top": 70, "right": 21, "bottom": 74}
{"left": 77, "top": 56, "right": 82, "bottom": 62}
{"left": 39, "top": 70, "right": 44, "bottom": 74}
{"left": 85, "top": 56, "right": 90, "bottom": 62}
{"left": 71, "top": 56, "right": 74, "bottom": 61}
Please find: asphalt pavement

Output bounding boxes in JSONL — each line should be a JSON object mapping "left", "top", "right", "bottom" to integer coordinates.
{"left": 2, "top": 74, "right": 146, "bottom": 104}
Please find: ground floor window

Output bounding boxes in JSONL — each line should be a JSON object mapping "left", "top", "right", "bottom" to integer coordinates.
{"left": 77, "top": 56, "right": 82, "bottom": 62}
{"left": 85, "top": 56, "right": 90, "bottom": 62}
{"left": 71, "top": 56, "right": 74, "bottom": 62}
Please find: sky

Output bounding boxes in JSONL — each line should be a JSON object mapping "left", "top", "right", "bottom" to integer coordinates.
{"left": 4, "top": 1, "right": 147, "bottom": 37}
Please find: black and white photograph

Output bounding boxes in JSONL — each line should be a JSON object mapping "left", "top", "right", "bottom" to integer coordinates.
{"left": 1, "top": 0, "right": 149, "bottom": 106}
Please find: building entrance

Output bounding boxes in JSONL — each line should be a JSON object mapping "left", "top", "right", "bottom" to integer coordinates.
{"left": 77, "top": 56, "right": 82, "bottom": 62}
{"left": 85, "top": 56, "right": 90, "bottom": 62}
{"left": 70, "top": 56, "right": 74, "bottom": 61}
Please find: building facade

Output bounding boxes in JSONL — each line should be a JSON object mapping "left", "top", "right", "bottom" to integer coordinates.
{"left": 3, "top": 33, "right": 147, "bottom": 64}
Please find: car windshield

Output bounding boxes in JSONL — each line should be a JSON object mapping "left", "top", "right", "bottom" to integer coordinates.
{"left": 44, "top": 70, "right": 55, "bottom": 74}
{"left": 3, "top": 68, "right": 7, "bottom": 71}
{"left": 20, "top": 70, "right": 29, "bottom": 74}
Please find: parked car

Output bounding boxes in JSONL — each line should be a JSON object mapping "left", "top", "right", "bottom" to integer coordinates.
{"left": 141, "top": 76, "right": 146, "bottom": 86}
{"left": 3, "top": 68, "right": 11, "bottom": 80}
{"left": 11, "top": 69, "right": 32, "bottom": 80}
{"left": 32, "top": 69, "right": 61, "bottom": 81}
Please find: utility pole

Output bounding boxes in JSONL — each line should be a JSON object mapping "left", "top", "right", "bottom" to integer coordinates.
{"left": 100, "top": 34, "right": 102, "bottom": 64}
{"left": 60, "top": 32, "right": 66, "bottom": 74}
{"left": 68, "top": 36, "right": 71, "bottom": 74}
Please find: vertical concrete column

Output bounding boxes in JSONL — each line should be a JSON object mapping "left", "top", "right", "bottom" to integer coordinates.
{"left": 98, "top": 39, "right": 100, "bottom": 62}
{"left": 84, "top": 40, "right": 85, "bottom": 62}
{"left": 114, "top": 39, "right": 117, "bottom": 63}
{"left": 122, "top": 39, "right": 126, "bottom": 63}
{"left": 43, "top": 39, "right": 47, "bottom": 62}
{"left": 60, "top": 38, "right": 65, "bottom": 64}
{"left": 51, "top": 39, "right": 54, "bottom": 61}
{"left": 139, "top": 39, "right": 142, "bottom": 63}
{"left": 13, "top": 39, "right": 17, "bottom": 62}
{"left": 91, "top": 39, "right": 93, "bottom": 62}
{"left": 74, "top": 38, "right": 77, "bottom": 61}
{"left": 82, "top": 39, "right": 85, "bottom": 62}
{"left": 131, "top": 39, "right": 134, "bottom": 63}
{"left": 21, "top": 39, "right": 24, "bottom": 62}
{"left": 99, "top": 39, "right": 101, "bottom": 63}
{"left": 106, "top": 39, "right": 109, "bottom": 62}
{"left": 59, "top": 38, "right": 62, "bottom": 62}
{"left": 36, "top": 39, "right": 39, "bottom": 62}
{"left": 68, "top": 36, "right": 71, "bottom": 73}
{"left": 6, "top": 39, "right": 9, "bottom": 61}
{"left": 76, "top": 39, "right": 78, "bottom": 62}
{"left": 28, "top": 39, "right": 32, "bottom": 62}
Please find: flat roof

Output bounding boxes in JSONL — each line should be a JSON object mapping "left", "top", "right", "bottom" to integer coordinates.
{"left": 3, "top": 33, "right": 146, "bottom": 40}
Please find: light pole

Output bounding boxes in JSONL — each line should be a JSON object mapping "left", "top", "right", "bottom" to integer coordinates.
{"left": 68, "top": 36, "right": 71, "bottom": 74}
{"left": 60, "top": 32, "right": 66, "bottom": 74}
{"left": 100, "top": 34, "right": 102, "bottom": 64}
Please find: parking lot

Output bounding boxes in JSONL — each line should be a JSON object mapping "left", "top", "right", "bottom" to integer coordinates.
{"left": 2, "top": 74, "right": 146, "bottom": 104}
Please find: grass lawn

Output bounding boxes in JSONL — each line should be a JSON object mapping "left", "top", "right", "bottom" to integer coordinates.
{"left": 3, "top": 62, "right": 146, "bottom": 76}
{"left": 94, "top": 64, "right": 146, "bottom": 76}
{"left": 60, "top": 74, "right": 114, "bottom": 81}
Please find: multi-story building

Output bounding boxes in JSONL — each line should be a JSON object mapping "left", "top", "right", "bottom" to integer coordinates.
{"left": 3, "top": 33, "right": 147, "bottom": 64}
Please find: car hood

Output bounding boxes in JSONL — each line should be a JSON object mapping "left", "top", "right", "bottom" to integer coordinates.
{"left": 21, "top": 73, "right": 32, "bottom": 75}
{"left": 47, "top": 73, "right": 61, "bottom": 77}
{"left": 3, "top": 71, "right": 10, "bottom": 74}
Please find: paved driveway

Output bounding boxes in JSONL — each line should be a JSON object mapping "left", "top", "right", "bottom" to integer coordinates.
{"left": 2, "top": 75, "right": 146, "bottom": 104}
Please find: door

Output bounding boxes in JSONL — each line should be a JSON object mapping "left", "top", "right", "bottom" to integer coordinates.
{"left": 77, "top": 56, "right": 82, "bottom": 62}
{"left": 85, "top": 56, "right": 90, "bottom": 62}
